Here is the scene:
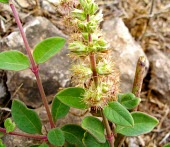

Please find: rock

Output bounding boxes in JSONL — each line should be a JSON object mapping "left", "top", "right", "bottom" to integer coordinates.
{"left": 146, "top": 48, "right": 170, "bottom": 104}
{"left": 102, "top": 18, "right": 149, "bottom": 93}
{"left": 1, "top": 16, "right": 71, "bottom": 108}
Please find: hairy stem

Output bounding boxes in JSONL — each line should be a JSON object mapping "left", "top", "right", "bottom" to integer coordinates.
{"left": 116, "top": 56, "right": 146, "bottom": 147}
{"left": 0, "top": 127, "right": 47, "bottom": 141}
{"left": 9, "top": 0, "right": 55, "bottom": 128}
{"left": 87, "top": 14, "right": 114, "bottom": 146}
{"left": 89, "top": 53, "right": 98, "bottom": 87}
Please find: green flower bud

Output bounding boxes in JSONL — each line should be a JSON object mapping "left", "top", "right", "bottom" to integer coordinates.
{"left": 71, "top": 64, "right": 92, "bottom": 77}
{"left": 92, "top": 10, "right": 103, "bottom": 23}
{"left": 102, "top": 84, "right": 109, "bottom": 93}
{"left": 78, "top": 22, "right": 88, "bottom": 32}
{"left": 82, "top": 33, "right": 88, "bottom": 40}
{"left": 69, "top": 41, "right": 87, "bottom": 53}
{"left": 96, "top": 60, "right": 113, "bottom": 75}
{"left": 72, "top": 9, "right": 86, "bottom": 21}
{"left": 89, "top": 3, "right": 98, "bottom": 15}
{"left": 87, "top": 21, "right": 97, "bottom": 33}
{"left": 96, "top": 39, "right": 109, "bottom": 51}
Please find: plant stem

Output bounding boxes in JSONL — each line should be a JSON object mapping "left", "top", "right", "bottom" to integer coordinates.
{"left": 9, "top": 0, "right": 55, "bottom": 128}
{"left": 101, "top": 110, "right": 114, "bottom": 147}
{"left": 0, "top": 127, "right": 47, "bottom": 141}
{"left": 132, "top": 56, "right": 146, "bottom": 98}
{"left": 87, "top": 14, "right": 98, "bottom": 87}
{"left": 35, "top": 72, "right": 55, "bottom": 128}
{"left": 86, "top": 13, "right": 114, "bottom": 147}
{"left": 116, "top": 56, "right": 146, "bottom": 147}
{"left": 89, "top": 53, "right": 98, "bottom": 87}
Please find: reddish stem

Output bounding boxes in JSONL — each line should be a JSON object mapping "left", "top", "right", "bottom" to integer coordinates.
{"left": 0, "top": 127, "right": 47, "bottom": 141}
{"left": 9, "top": 0, "right": 55, "bottom": 128}
{"left": 87, "top": 14, "right": 114, "bottom": 146}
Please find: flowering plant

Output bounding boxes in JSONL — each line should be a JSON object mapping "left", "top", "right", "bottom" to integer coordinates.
{"left": 0, "top": 0, "right": 158, "bottom": 146}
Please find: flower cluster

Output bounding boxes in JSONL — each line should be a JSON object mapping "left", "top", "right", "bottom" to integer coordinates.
{"left": 67, "top": 0, "right": 120, "bottom": 108}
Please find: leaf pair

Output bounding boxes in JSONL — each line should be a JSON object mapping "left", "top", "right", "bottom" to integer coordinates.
{"left": 0, "top": 37, "right": 65, "bottom": 71}
{"left": 103, "top": 96, "right": 158, "bottom": 136}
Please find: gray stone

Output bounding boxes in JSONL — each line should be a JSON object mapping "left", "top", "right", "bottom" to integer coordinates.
{"left": 146, "top": 48, "right": 170, "bottom": 104}
{"left": 102, "top": 18, "right": 149, "bottom": 93}
{"left": 1, "top": 16, "right": 71, "bottom": 108}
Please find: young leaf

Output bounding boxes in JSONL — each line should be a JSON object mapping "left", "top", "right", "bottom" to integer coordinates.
{"left": 83, "top": 132, "right": 109, "bottom": 147}
{"left": 82, "top": 116, "right": 106, "bottom": 143}
{"left": 61, "top": 124, "right": 85, "bottom": 147}
{"left": 4, "top": 118, "right": 16, "bottom": 133}
{"left": 118, "top": 93, "right": 141, "bottom": 110}
{"left": 163, "top": 143, "right": 170, "bottom": 147}
{"left": 47, "top": 128, "right": 65, "bottom": 146}
{"left": 11, "top": 99, "right": 42, "bottom": 134}
{"left": 115, "top": 112, "right": 159, "bottom": 136}
{"left": 0, "top": 0, "right": 8, "bottom": 3}
{"left": 51, "top": 97, "right": 70, "bottom": 122}
{"left": 103, "top": 101, "right": 134, "bottom": 127}
{"left": 0, "top": 50, "right": 30, "bottom": 71}
{"left": 33, "top": 37, "right": 66, "bottom": 64}
{"left": 56, "top": 87, "right": 87, "bottom": 109}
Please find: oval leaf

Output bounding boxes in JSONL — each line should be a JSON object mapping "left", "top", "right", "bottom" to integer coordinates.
{"left": 0, "top": 0, "right": 8, "bottom": 3}
{"left": 56, "top": 87, "right": 87, "bottom": 109}
{"left": 47, "top": 128, "right": 65, "bottom": 146}
{"left": 118, "top": 93, "right": 141, "bottom": 110}
{"left": 52, "top": 97, "right": 70, "bottom": 122}
{"left": 83, "top": 132, "right": 109, "bottom": 147}
{"left": 4, "top": 118, "right": 16, "bottom": 133}
{"left": 115, "top": 112, "right": 159, "bottom": 136}
{"left": 103, "top": 101, "right": 134, "bottom": 127}
{"left": 11, "top": 100, "right": 42, "bottom": 134}
{"left": 33, "top": 37, "right": 66, "bottom": 64}
{"left": 0, "top": 50, "right": 30, "bottom": 71}
{"left": 61, "top": 124, "right": 85, "bottom": 147}
{"left": 82, "top": 116, "right": 105, "bottom": 143}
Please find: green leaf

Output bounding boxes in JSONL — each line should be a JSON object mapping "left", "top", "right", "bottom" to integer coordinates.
{"left": 11, "top": 100, "right": 42, "bottom": 134}
{"left": 83, "top": 132, "right": 109, "bottom": 147}
{"left": 4, "top": 118, "right": 16, "bottom": 133}
{"left": 115, "top": 112, "right": 159, "bottom": 136}
{"left": 0, "top": 0, "right": 8, "bottom": 3}
{"left": 82, "top": 116, "right": 105, "bottom": 143}
{"left": 103, "top": 101, "right": 134, "bottom": 127}
{"left": 33, "top": 37, "right": 66, "bottom": 64}
{"left": 61, "top": 124, "right": 85, "bottom": 147}
{"left": 47, "top": 128, "right": 65, "bottom": 146}
{"left": 56, "top": 87, "right": 87, "bottom": 109}
{"left": 51, "top": 97, "right": 70, "bottom": 122}
{"left": 163, "top": 143, "right": 170, "bottom": 147}
{"left": 0, "top": 139, "right": 6, "bottom": 147}
{"left": 30, "top": 143, "right": 49, "bottom": 147}
{"left": 118, "top": 93, "right": 141, "bottom": 110}
{"left": 0, "top": 51, "right": 30, "bottom": 71}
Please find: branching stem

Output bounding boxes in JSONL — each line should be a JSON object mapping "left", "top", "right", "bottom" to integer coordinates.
{"left": 9, "top": 0, "right": 55, "bottom": 128}
{"left": 0, "top": 127, "right": 47, "bottom": 141}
